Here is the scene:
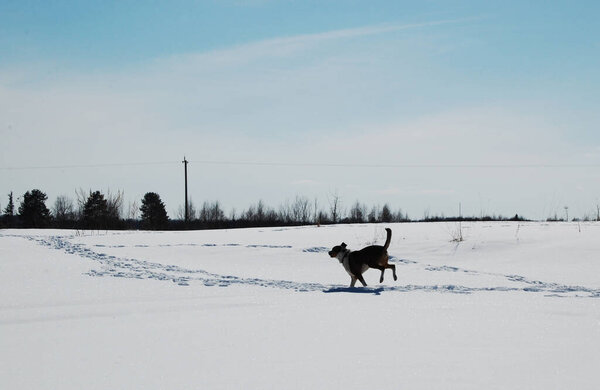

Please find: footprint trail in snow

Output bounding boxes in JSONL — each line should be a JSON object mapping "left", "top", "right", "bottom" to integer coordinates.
{"left": 8, "top": 233, "right": 600, "bottom": 298}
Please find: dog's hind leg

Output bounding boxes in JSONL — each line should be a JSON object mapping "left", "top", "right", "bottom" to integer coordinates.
{"left": 378, "top": 267, "right": 385, "bottom": 283}
{"left": 387, "top": 264, "right": 397, "bottom": 281}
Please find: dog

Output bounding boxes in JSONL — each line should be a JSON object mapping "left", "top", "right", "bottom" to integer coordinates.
{"left": 328, "top": 227, "right": 397, "bottom": 287}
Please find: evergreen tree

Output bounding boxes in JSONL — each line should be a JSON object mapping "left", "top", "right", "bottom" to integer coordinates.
{"left": 18, "top": 189, "right": 51, "bottom": 228}
{"left": 140, "top": 192, "right": 169, "bottom": 230}
{"left": 380, "top": 204, "right": 393, "bottom": 223}
{"left": 349, "top": 201, "right": 367, "bottom": 223}
{"left": 3, "top": 192, "right": 14, "bottom": 216}
{"left": 83, "top": 191, "right": 109, "bottom": 229}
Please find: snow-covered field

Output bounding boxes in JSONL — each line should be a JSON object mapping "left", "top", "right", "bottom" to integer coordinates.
{"left": 1, "top": 222, "right": 599, "bottom": 389}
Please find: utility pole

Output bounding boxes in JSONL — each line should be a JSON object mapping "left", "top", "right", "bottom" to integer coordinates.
{"left": 183, "top": 157, "right": 189, "bottom": 222}
{"left": 458, "top": 202, "right": 463, "bottom": 242}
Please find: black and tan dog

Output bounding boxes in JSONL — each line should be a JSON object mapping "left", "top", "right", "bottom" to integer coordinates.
{"left": 328, "top": 228, "right": 397, "bottom": 287}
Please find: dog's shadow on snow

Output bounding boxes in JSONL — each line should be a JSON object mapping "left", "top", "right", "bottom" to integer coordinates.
{"left": 323, "top": 287, "right": 386, "bottom": 296}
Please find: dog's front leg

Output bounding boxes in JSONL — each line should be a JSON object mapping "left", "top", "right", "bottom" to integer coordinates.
{"left": 350, "top": 276, "right": 357, "bottom": 287}
{"left": 357, "top": 273, "right": 368, "bottom": 287}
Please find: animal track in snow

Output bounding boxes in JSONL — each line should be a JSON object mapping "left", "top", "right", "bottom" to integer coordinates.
{"left": 93, "top": 242, "right": 292, "bottom": 249}
{"left": 8, "top": 233, "right": 600, "bottom": 298}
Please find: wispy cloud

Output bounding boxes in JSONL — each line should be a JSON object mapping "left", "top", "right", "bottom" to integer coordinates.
{"left": 157, "top": 17, "right": 478, "bottom": 68}
{"left": 259, "top": 18, "right": 475, "bottom": 46}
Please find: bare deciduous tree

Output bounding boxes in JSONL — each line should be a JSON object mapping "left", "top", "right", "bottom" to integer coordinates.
{"left": 53, "top": 195, "right": 75, "bottom": 221}
{"left": 394, "top": 208, "right": 408, "bottom": 222}
{"left": 199, "top": 201, "right": 225, "bottom": 223}
{"left": 106, "top": 189, "right": 124, "bottom": 220}
{"left": 244, "top": 200, "right": 277, "bottom": 223}
{"left": 278, "top": 200, "right": 292, "bottom": 224}
{"left": 177, "top": 199, "right": 197, "bottom": 220}
{"left": 291, "top": 195, "right": 311, "bottom": 224}
{"left": 127, "top": 199, "right": 139, "bottom": 220}
{"left": 328, "top": 191, "right": 342, "bottom": 224}
{"left": 75, "top": 188, "right": 88, "bottom": 219}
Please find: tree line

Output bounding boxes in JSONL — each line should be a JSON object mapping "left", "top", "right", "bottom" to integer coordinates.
{"left": 1, "top": 189, "right": 168, "bottom": 230}
{"left": 1, "top": 188, "right": 530, "bottom": 231}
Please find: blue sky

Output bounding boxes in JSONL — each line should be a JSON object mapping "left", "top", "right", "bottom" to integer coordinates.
{"left": 1, "top": 0, "right": 600, "bottom": 220}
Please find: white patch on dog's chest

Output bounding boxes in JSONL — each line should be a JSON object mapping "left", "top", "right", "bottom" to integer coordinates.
{"left": 342, "top": 257, "right": 352, "bottom": 276}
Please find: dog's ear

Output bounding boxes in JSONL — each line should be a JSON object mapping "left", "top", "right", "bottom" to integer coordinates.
{"left": 341, "top": 242, "right": 347, "bottom": 249}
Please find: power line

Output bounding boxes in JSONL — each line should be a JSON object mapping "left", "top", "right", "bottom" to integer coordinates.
{"left": 0, "top": 161, "right": 180, "bottom": 171}
{"left": 192, "top": 161, "right": 600, "bottom": 169}
{"left": 1, "top": 160, "right": 599, "bottom": 171}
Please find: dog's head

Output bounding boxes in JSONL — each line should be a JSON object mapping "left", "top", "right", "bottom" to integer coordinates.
{"left": 328, "top": 242, "right": 347, "bottom": 259}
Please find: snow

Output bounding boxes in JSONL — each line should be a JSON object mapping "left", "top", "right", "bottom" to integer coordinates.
{"left": 1, "top": 222, "right": 599, "bottom": 389}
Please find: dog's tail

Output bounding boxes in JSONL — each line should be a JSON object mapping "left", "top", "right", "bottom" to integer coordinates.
{"left": 383, "top": 228, "right": 392, "bottom": 250}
